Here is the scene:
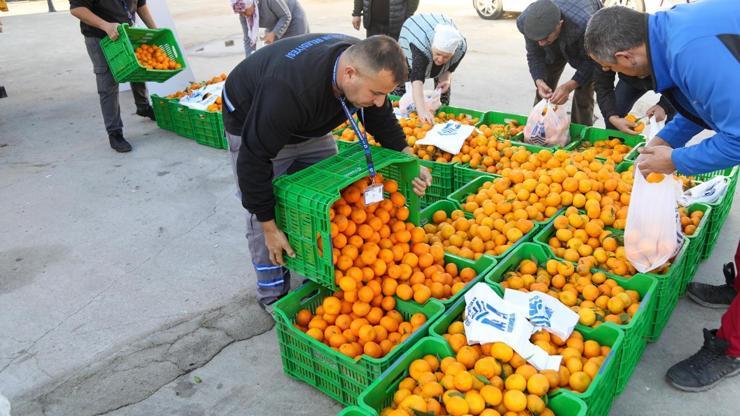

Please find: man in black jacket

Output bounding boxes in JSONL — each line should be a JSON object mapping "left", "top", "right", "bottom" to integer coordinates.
{"left": 69, "top": 0, "right": 158, "bottom": 152}
{"left": 517, "top": 0, "right": 602, "bottom": 125}
{"left": 594, "top": 70, "right": 675, "bottom": 134}
{"left": 222, "top": 34, "right": 431, "bottom": 308}
{"left": 351, "top": 0, "right": 418, "bottom": 40}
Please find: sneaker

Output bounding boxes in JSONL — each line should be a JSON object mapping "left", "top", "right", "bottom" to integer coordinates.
{"left": 136, "top": 105, "right": 156, "bottom": 121}
{"left": 109, "top": 132, "right": 132, "bottom": 153}
{"left": 687, "top": 262, "right": 737, "bottom": 308}
{"left": 666, "top": 328, "right": 740, "bottom": 392}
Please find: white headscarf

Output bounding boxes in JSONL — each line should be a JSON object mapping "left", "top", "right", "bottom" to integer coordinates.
{"left": 231, "top": 0, "right": 260, "bottom": 49}
{"left": 431, "top": 24, "right": 463, "bottom": 54}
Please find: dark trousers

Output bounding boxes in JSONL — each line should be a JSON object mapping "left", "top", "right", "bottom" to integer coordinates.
{"left": 604, "top": 80, "right": 676, "bottom": 129}
{"left": 366, "top": 20, "right": 400, "bottom": 40}
{"left": 84, "top": 36, "right": 149, "bottom": 135}
{"left": 534, "top": 60, "right": 595, "bottom": 126}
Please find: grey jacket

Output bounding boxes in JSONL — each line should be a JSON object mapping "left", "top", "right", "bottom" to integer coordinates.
{"left": 353, "top": 0, "right": 419, "bottom": 33}
{"left": 258, "top": 0, "right": 308, "bottom": 39}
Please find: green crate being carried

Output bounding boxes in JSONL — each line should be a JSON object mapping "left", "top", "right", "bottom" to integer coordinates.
{"left": 100, "top": 24, "right": 186, "bottom": 83}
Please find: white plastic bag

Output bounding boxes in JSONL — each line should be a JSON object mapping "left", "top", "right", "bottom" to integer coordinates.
{"left": 397, "top": 82, "right": 442, "bottom": 116}
{"left": 625, "top": 117, "right": 683, "bottom": 273}
{"left": 679, "top": 176, "right": 730, "bottom": 206}
{"left": 524, "top": 99, "right": 570, "bottom": 147}
{"left": 503, "top": 289, "right": 579, "bottom": 341}
{"left": 463, "top": 283, "right": 562, "bottom": 371}
{"left": 179, "top": 81, "right": 224, "bottom": 111}
{"left": 414, "top": 121, "right": 476, "bottom": 155}
{"left": 0, "top": 393, "right": 10, "bottom": 416}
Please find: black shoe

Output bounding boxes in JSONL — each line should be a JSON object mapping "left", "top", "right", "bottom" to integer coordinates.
{"left": 136, "top": 105, "right": 156, "bottom": 121}
{"left": 258, "top": 295, "right": 284, "bottom": 316}
{"left": 109, "top": 132, "right": 132, "bottom": 153}
{"left": 666, "top": 329, "right": 740, "bottom": 392}
{"left": 687, "top": 262, "right": 737, "bottom": 308}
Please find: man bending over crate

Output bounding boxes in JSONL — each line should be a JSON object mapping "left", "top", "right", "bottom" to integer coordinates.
{"left": 222, "top": 34, "right": 432, "bottom": 309}
{"left": 70, "top": 0, "right": 158, "bottom": 153}
{"left": 586, "top": 1, "right": 740, "bottom": 392}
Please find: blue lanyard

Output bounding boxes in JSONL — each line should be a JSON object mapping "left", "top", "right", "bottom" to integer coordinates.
{"left": 333, "top": 55, "right": 376, "bottom": 179}
{"left": 117, "top": 0, "right": 135, "bottom": 24}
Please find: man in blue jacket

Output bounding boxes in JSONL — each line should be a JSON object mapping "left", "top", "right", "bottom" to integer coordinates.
{"left": 586, "top": 1, "right": 740, "bottom": 392}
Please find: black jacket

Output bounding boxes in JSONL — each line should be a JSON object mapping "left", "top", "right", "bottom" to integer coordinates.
{"left": 353, "top": 0, "right": 418, "bottom": 34}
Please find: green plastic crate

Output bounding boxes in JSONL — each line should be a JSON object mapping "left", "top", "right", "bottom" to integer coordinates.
{"left": 274, "top": 282, "right": 444, "bottom": 406}
{"left": 436, "top": 254, "right": 497, "bottom": 308}
{"left": 476, "top": 110, "right": 528, "bottom": 140}
{"left": 428, "top": 295, "right": 623, "bottom": 416}
{"left": 273, "top": 146, "right": 420, "bottom": 290}
{"left": 419, "top": 200, "right": 538, "bottom": 265}
{"left": 532, "top": 219, "right": 689, "bottom": 342}
{"left": 357, "top": 337, "right": 588, "bottom": 416}
{"left": 150, "top": 94, "right": 177, "bottom": 133}
{"left": 453, "top": 164, "right": 500, "bottom": 190}
{"left": 99, "top": 23, "right": 186, "bottom": 83}
{"left": 692, "top": 166, "right": 738, "bottom": 260}
{"left": 172, "top": 102, "right": 195, "bottom": 139}
{"left": 579, "top": 127, "right": 645, "bottom": 163}
{"left": 679, "top": 203, "right": 712, "bottom": 295}
{"left": 189, "top": 108, "right": 227, "bottom": 149}
{"left": 419, "top": 159, "right": 455, "bottom": 209}
{"left": 436, "top": 105, "right": 484, "bottom": 124}
{"left": 335, "top": 137, "right": 353, "bottom": 152}
{"left": 336, "top": 406, "right": 371, "bottom": 416}
{"left": 484, "top": 243, "right": 657, "bottom": 394}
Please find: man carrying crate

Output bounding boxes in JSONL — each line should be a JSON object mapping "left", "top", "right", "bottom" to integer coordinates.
{"left": 222, "top": 34, "right": 431, "bottom": 309}
{"left": 69, "top": 0, "right": 158, "bottom": 153}
{"left": 585, "top": 1, "right": 740, "bottom": 392}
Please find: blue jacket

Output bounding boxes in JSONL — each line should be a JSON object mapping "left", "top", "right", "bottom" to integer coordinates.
{"left": 648, "top": 0, "right": 740, "bottom": 175}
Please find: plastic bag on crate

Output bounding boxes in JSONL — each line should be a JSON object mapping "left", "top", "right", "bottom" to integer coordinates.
{"left": 0, "top": 393, "right": 9, "bottom": 416}
{"left": 463, "top": 283, "right": 562, "bottom": 371}
{"left": 397, "top": 82, "right": 442, "bottom": 116}
{"left": 523, "top": 99, "right": 570, "bottom": 147}
{"left": 625, "top": 117, "right": 684, "bottom": 273}
{"left": 503, "top": 289, "right": 578, "bottom": 340}
{"left": 679, "top": 176, "right": 730, "bottom": 206}
{"left": 179, "top": 81, "right": 224, "bottom": 111}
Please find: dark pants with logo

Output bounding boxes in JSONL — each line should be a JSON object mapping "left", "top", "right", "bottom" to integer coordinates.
{"left": 225, "top": 131, "right": 337, "bottom": 303}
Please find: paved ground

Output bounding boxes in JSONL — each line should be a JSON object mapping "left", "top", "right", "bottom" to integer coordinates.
{"left": 0, "top": 1, "right": 738, "bottom": 415}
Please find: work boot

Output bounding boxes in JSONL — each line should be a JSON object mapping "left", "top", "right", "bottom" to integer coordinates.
{"left": 136, "top": 105, "right": 156, "bottom": 121}
{"left": 666, "top": 329, "right": 740, "bottom": 392}
{"left": 109, "top": 131, "right": 132, "bottom": 153}
{"left": 687, "top": 262, "right": 737, "bottom": 308}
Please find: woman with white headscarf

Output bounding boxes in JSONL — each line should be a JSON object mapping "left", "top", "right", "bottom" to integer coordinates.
{"left": 230, "top": 0, "right": 309, "bottom": 57}
{"left": 398, "top": 13, "right": 467, "bottom": 124}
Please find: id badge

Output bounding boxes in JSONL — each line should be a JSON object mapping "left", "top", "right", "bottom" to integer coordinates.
{"left": 363, "top": 183, "right": 384, "bottom": 205}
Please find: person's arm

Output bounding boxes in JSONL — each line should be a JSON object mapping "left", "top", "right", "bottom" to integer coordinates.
{"left": 364, "top": 99, "right": 432, "bottom": 195}
{"left": 352, "top": 0, "right": 363, "bottom": 16}
{"left": 647, "top": 37, "right": 740, "bottom": 175}
{"left": 267, "top": 0, "right": 292, "bottom": 40}
{"left": 136, "top": 3, "right": 156, "bottom": 29}
{"left": 362, "top": 99, "right": 408, "bottom": 152}
{"left": 407, "top": 0, "right": 420, "bottom": 16}
{"left": 352, "top": 0, "right": 362, "bottom": 30}
{"left": 237, "top": 80, "right": 302, "bottom": 222}
{"left": 516, "top": 16, "right": 547, "bottom": 85}
{"left": 408, "top": 44, "right": 433, "bottom": 123}
{"left": 594, "top": 70, "right": 618, "bottom": 121}
{"left": 70, "top": 5, "right": 121, "bottom": 39}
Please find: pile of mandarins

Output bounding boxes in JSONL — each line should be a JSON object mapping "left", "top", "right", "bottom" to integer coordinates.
{"left": 135, "top": 44, "right": 181, "bottom": 71}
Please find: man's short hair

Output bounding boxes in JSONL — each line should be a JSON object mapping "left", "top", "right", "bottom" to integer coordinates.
{"left": 346, "top": 35, "right": 408, "bottom": 84}
{"left": 585, "top": 6, "right": 647, "bottom": 63}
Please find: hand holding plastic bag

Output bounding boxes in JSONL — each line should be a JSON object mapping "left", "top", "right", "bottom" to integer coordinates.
{"left": 524, "top": 99, "right": 570, "bottom": 147}
{"left": 398, "top": 82, "right": 442, "bottom": 117}
{"left": 625, "top": 117, "right": 683, "bottom": 273}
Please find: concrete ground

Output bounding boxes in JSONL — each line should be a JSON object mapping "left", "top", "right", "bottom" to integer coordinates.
{"left": 0, "top": 1, "right": 737, "bottom": 415}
